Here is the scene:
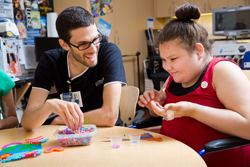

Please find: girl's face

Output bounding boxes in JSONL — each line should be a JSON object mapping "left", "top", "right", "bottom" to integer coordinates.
{"left": 159, "top": 39, "right": 205, "bottom": 87}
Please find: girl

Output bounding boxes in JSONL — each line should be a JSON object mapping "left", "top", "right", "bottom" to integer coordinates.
{"left": 138, "top": 4, "right": 250, "bottom": 167}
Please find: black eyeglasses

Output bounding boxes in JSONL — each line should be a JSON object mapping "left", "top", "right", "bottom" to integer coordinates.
{"left": 66, "top": 31, "right": 103, "bottom": 51}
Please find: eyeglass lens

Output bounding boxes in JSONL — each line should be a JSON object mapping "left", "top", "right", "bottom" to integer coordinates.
{"left": 78, "top": 36, "right": 102, "bottom": 50}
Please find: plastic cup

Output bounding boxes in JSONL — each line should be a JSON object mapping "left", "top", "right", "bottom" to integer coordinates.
{"left": 129, "top": 133, "right": 141, "bottom": 145}
{"left": 110, "top": 137, "right": 122, "bottom": 148}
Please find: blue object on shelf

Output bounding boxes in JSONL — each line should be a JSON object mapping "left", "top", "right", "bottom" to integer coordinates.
{"left": 241, "top": 51, "right": 250, "bottom": 69}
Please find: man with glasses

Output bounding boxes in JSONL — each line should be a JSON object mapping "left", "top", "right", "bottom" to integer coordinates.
{"left": 21, "top": 6, "right": 126, "bottom": 131}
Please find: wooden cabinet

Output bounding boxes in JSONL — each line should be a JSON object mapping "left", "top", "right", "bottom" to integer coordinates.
{"left": 172, "top": 0, "right": 180, "bottom": 15}
{"left": 155, "top": 0, "right": 173, "bottom": 18}
{"left": 208, "top": 0, "right": 248, "bottom": 12}
{"left": 155, "top": 0, "right": 250, "bottom": 16}
{"left": 174, "top": 0, "right": 209, "bottom": 14}
{"left": 228, "top": 0, "right": 248, "bottom": 7}
{"left": 208, "top": 0, "right": 227, "bottom": 13}
{"left": 113, "top": 0, "right": 139, "bottom": 55}
{"left": 155, "top": 0, "right": 210, "bottom": 18}
{"left": 194, "top": 0, "right": 209, "bottom": 13}
{"left": 94, "top": 0, "right": 138, "bottom": 55}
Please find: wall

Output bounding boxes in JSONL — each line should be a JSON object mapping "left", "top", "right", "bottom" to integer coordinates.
{"left": 54, "top": 0, "right": 90, "bottom": 13}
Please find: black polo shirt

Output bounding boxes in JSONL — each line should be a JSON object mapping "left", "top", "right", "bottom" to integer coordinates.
{"left": 33, "top": 42, "right": 126, "bottom": 126}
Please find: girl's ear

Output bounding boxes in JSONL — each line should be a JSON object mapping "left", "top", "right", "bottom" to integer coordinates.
{"left": 59, "top": 39, "right": 70, "bottom": 51}
{"left": 195, "top": 43, "right": 204, "bottom": 60}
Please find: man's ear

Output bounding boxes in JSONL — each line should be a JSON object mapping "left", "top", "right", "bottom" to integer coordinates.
{"left": 59, "top": 39, "right": 70, "bottom": 51}
{"left": 195, "top": 43, "right": 204, "bottom": 60}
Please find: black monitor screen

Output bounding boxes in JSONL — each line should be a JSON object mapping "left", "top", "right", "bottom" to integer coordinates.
{"left": 35, "top": 37, "right": 61, "bottom": 61}
{"left": 215, "top": 10, "right": 250, "bottom": 31}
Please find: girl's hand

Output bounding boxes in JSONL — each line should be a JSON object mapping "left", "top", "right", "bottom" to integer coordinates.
{"left": 138, "top": 89, "right": 165, "bottom": 111}
{"left": 151, "top": 101, "right": 195, "bottom": 118}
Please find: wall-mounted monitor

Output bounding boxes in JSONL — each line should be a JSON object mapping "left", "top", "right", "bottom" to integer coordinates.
{"left": 34, "top": 37, "right": 61, "bottom": 61}
{"left": 212, "top": 5, "right": 250, "bottom": 37}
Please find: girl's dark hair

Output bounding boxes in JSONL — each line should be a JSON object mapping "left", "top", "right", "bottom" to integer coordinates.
{"left": 156, "top": 4, "right": 212, "bottom": 54}
{"left": 56, "top": 6, "right": 95, "bottom": 42}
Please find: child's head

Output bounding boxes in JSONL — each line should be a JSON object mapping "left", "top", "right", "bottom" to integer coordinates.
{"left": 156, "top": 4, "right": 212, "bottom": 56}
{"left": 156, "top": 4, "right": 214, "bottom": 85}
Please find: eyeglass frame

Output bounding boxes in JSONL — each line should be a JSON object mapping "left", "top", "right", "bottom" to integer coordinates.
{"left": 65, "top": 30, "right": 103, "bottom": 51}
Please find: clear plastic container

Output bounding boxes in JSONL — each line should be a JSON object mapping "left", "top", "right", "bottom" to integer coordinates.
{"left": 110, "top": 137, "right": 122, "bottom": 148}
{"left": 129, "top": 133, "right": 141, "bottom": 145}
{"left": 53, "top": 124, "right": 98, "bottom": 147}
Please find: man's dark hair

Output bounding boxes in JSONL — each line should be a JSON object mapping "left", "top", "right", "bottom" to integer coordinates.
{"left": 56, "top": 6, "right": 95, "bottom": 42}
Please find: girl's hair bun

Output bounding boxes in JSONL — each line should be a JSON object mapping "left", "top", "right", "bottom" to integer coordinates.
{"left": 175, "top": 4, "right": 200, "bottom": 21}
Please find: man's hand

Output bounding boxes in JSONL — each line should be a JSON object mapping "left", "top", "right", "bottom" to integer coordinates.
{"left": 46, "top": 99, "right": 84, "bottom": 130}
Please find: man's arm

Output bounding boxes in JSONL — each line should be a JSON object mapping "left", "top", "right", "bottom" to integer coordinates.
{"left": 84, "top": 82, "right": 122, "bottom": 126}
{"left": 21, "top": 88, "right": 84, "bottom": 131}
{"left": 21, "top": 88, "right": 52, "bottom": 130}
{"left": 52, "top": 82, "right": 122, "bottom": 127}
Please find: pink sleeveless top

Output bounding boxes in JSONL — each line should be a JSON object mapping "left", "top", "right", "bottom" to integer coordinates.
{"left": 160, "top": 58, "right": 250, "bottom": 167}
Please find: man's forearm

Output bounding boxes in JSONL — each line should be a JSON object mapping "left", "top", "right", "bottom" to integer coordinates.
{"left": 83, "top": 107, "right": 118, "bottom": 126}
{"left": 21, "top": 102, "right": 52, "bottom": 131}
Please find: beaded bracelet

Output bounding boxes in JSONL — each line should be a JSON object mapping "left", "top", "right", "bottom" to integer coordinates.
{"left": 140, "top": 133, "right": 153, "bottom": 139}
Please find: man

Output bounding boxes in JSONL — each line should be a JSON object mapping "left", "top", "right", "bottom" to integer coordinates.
{"left": 21, "top": 6, "right": 126, "bottom": 131}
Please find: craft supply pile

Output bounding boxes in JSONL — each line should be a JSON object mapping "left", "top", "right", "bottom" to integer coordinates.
{"left": 53, "top": 124, "right": 98, "bottom": 146}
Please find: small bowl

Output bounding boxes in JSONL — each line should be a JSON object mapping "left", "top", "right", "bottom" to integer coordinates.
{"left": 110, "top": 137, "right": 122, "bottom": 148}
{"left": 53, "top": 124, "right": 98, "bottom": 147}
{"left": 129, "top": 133, "right": 141, "bottom": 145}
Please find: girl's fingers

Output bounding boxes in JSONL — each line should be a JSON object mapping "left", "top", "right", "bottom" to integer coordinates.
{"left": 138, "top": 101, "right": 145, "bottom": 107}
{"left": 155, "top": 102, "right": 163, "bottom": 109}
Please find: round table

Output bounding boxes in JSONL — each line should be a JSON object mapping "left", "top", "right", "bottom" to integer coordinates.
{"left": 0, "top": 125, "right": 207, "bottom": 166}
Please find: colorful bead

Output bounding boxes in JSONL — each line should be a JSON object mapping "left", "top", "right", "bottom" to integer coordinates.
{"left": 56, "top": 126, "right": 95, "bottom": 146}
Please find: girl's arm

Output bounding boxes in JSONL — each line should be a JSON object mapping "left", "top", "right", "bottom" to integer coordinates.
{"left": 0, "top": 90, "right": 19, "bottom": 129}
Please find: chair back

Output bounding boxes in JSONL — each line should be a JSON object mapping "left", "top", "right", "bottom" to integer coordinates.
{"left": 119, "top": 85, "right": 139, "bottom": 126}
{"left": 243, "top": 70, "right": 250, "bottom": 80}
